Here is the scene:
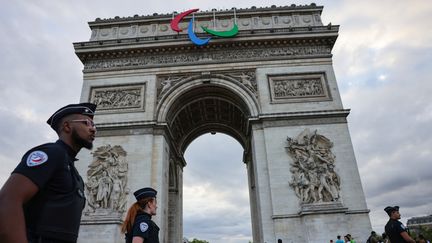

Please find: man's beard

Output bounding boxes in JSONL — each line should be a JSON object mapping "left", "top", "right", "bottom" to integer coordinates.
{"left": 71, "top": 129, "right": 93, "bottom": 150}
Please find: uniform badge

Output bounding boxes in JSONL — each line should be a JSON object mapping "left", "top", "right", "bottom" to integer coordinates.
{"left": 26, "top": 151, "right": 48, "bottom": 167}
{"left": 140, "top": 222, "right": 148, "bottom": 232}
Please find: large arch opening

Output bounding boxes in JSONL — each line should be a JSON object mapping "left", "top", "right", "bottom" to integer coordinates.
{"left": 161, "top": 80, "right": 258, "bottom": 243}
{"left": 183, "top": 133, "right": 251, "bottom": 243}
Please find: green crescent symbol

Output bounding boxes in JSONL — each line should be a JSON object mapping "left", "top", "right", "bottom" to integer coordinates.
{"left": 201, "top": 24, "right": 239, "bottom": 38}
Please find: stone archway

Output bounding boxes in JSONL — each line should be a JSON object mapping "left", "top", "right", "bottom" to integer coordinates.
{"left": 74, "top": 4, "right": 372, "bottom": 243}
{"left": 156, "top": 75, "right": 259, "bottom": 242}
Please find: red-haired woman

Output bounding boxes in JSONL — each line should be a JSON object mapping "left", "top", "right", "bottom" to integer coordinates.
{"left": 121, "top": 187, "right": 159, "bottom": 243}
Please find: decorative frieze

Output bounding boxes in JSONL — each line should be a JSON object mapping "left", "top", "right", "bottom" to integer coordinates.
{"left": 83, "top": 45, "right": 331, "bottom": 71}
{"left": 268, "top": 72, "right": 331, "bottom": 103}
{"left": 83, "top": 145, "right": 129, "bottom": 219}
{"left": 90, "top": 83, "right": 145, "bottom": 113}
{"left": 286, "top": 129, "right": 341, "bottom": 204}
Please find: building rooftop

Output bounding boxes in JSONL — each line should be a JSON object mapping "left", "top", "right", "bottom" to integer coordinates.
{"left": 92, "top": 3, "right": 321, "bottom": 23}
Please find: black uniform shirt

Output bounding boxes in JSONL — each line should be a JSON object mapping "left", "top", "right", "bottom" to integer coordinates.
{"left": 126, "top": 212, "right": 160, "bottom": 243}
{"left": 385, "top": 218, "right": 408, "bottom": 243}
{"left": 13, "top": 140, "right": 85, "bottom": 242}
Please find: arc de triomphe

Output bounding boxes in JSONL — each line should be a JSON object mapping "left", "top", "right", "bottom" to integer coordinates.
{"left": 74, "top": 4, "right": 371, "bottom": 243}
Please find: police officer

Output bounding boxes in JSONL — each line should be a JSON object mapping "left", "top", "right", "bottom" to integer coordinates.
{"left": 121, "top": 187, "right": 159, "bottom": 243}
{"left": 0, "top": 103, "right": 97, "bottom": 243}
{"left": 384, "top": 206, "right": 416, "bottom": 243}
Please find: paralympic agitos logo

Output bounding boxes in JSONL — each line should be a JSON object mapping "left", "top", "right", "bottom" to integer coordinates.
{"left": 170, "top": 9, "right": 239, "bottom": 46}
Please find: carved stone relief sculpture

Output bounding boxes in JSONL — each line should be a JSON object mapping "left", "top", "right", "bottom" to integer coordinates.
{"left": 84, "top": 145, "right": 129, "bottom": 217}
{"left": 286, "top": 129, "right": 340, "bottom": 204}
{"left": 268, "top": 73, "right": 331, "bottom": 103}
{"left": 90, "top": 84, "right": 145, "bottom": 113}
{"left": 273, "top": 78, "right": 324, "bottom": 98}
{"left": 224, "top": 71, "right": 258, "bottom": 95}
{"left": 84, "top": 45, "right": 331, "bottom": 71}
{"left": 158, "top": 76, "right": 185, "bottom": 97}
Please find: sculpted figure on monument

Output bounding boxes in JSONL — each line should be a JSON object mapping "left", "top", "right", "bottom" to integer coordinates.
{"left": 160, "top": 76, "right": 183, "bottom": 95}
{"left": 230, "top": 72, "right": 253, "bottom": 87}
{"left": 84, "top": 145, "right": 129, "bottom": 215}
{"left": 96, "top": 171, "right": 112, "bottom": 209}
{"left": 286, "top": 129, "right": 341, "bottom": 204}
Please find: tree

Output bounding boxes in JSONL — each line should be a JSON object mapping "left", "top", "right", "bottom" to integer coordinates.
{"left": 410, "top": 226, "right": 432, "bottom": 241}
{"left": 189, "top": 238, "right": 209, "bottom": 243}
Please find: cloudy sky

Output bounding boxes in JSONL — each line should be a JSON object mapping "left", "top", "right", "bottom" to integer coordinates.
{"left": 1, "top": 0, "right": 431, "bottom": 242}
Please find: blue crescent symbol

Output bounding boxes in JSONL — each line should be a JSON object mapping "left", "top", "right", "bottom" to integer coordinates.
{"left": 187, "top": 18, "right": 211, "bottom": 46}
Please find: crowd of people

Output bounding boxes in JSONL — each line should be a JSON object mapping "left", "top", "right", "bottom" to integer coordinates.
{"left": 329, "top": 234, "right": 357, "bottom": 243}
{"left": 328, "top": 206, "right": 430, "bottom": 243}
{"left": 329, "top": 231, "right": 430, "bottom": 243}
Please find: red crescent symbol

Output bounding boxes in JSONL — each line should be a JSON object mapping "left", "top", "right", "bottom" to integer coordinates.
{"left": 170, "top": 8, "right": 199, "bottom": 33}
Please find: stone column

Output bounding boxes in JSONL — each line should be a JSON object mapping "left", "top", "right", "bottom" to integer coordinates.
{"left": 250, "top": 124, "right": 275, "bottom": 243}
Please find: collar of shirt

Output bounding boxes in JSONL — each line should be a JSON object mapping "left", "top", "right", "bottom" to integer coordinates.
{"left": 56, "top": 139, "right": 78, "bottom": 160}
{"left": 138, "top": 211, "right": 152, "bottom": 219}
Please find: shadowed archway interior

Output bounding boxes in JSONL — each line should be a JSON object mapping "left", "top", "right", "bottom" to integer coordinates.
{"left": 166, "top": 85, "right": 251, "bottom": 155}
{"left": 164, "top": 83, "right": 256, "bottom": 242}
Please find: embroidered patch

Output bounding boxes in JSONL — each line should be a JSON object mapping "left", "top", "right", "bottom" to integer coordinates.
{"left": 140, "top": 222, "right": 148, "bottom": 232}
{"left": 26, "top": 151, "right": 48, "bottom": 167}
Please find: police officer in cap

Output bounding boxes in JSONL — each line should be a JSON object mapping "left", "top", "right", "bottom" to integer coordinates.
{"left": 0, "top": 103, "right": 97, "bottom": 243}
{"left": 122, "top": 187, "right": 159, "bottom": 243}
{"left": 384, "top": 206, "right": 415, "bottom": 243}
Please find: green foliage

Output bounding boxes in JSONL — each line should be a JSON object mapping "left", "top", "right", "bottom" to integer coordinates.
{"left": 189, "top": 238, "right": 209, "bottom": 243}
{"left": 410, "top": 226, "right": 432, "bottom": 241}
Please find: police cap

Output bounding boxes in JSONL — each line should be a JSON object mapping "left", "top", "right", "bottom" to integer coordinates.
{"left": 134, "top": 187, "right": 157, "bottom": 201}
{"left": 47, "top": 103, "right": 97, "bottom": 131}
{"left": 384, "top": 206, "right": 399, "bottom": 216}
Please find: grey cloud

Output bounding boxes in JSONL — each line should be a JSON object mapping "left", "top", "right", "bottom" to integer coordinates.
{"left": 337, "top": 39, "right": 432, "bottom": 232}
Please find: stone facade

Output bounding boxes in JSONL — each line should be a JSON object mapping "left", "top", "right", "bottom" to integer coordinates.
{"left": 73, "top": 4, "right": 371, "bottom": 243}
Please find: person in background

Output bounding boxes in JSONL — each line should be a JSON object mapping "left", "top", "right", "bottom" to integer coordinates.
{"left": 381, "top": 232, "right": 390, "bottom": 243}
{"left": 0, "top": 103, "right": 97, "bottom": 243}
{"left": 122, "top": 187, "right": 159, "bottom": 243}
{"left": 418, "top": 234, "right": 429, "bottom": 243}
{"left": 384, "top": 206, "right": 415, "bottom": 243}
{"left": 335, "top": 235, "right": 344, "bottom": 243}
{"left": 368, "top": 231, "right": 380, "bottom": 243}
{"left": 345, "top": 234, "right": 356, "bottom": 243}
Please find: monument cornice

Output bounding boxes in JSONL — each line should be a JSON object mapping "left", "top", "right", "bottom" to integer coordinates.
{"left": 91, "top": 109, "right": 350, "bottom": 132}
{"left": 74, "top": 25, "right": 338, "bottom": 52}
{"left": 74, "top": 4, "right": 338, "bottom": 72}
{"left": 74, "top": 32, "right": 337, "bottom": 72}
{"left": 89, "top": 4, "right": 322, "bottom": 26}
{"left": 85, "top": 4, "right": 324, "bottom": 41}
{"left": 253, "top": 109, "right": 350, "bottom": 122}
